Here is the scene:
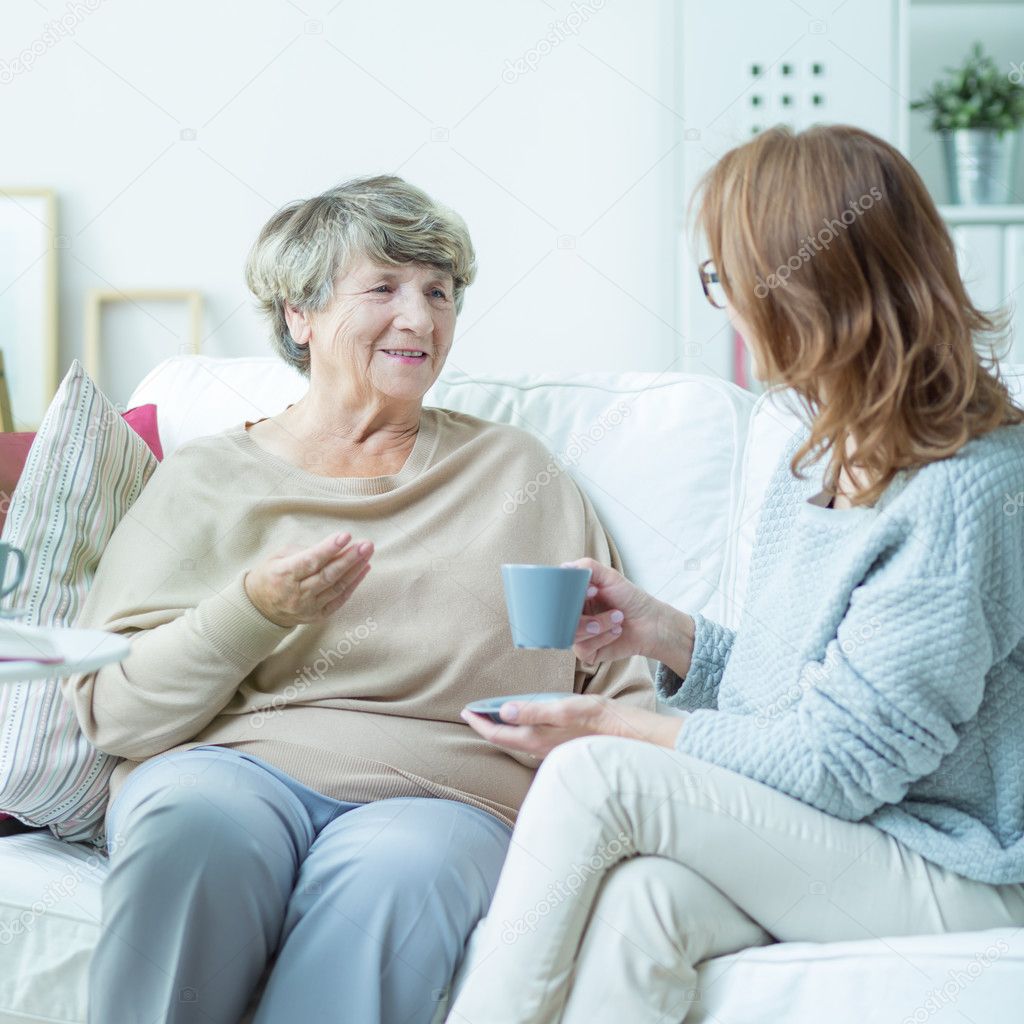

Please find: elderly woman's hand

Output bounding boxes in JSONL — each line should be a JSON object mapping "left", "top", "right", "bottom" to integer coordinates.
{"left": 243, "top": 531, "right": 374, "bottom": 628}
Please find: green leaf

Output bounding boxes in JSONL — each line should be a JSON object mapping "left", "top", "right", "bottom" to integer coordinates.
{"left": 911, "top": 42, "right": 1024, "bottom": 130}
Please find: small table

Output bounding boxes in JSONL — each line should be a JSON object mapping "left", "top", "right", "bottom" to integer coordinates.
{"left": 0, "top": 627, "right": 130, "bottom": 683}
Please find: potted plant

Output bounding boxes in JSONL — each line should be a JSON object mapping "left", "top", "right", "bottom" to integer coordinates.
{"left": 912, "top": 42, "right": 1024, "bottom": 205}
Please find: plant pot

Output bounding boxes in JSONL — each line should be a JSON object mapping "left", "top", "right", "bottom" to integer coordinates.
{"left": 942, "top": 128, "right": 1020, "bottom": 205}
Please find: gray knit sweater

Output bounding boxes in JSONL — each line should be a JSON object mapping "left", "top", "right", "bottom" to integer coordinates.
{"left": 657, "top": 423, "right": 1024, "bottom": 884}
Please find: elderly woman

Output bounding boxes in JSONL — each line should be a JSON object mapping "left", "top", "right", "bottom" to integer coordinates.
{"left": 63, "top": 175, "right": 653, "bottom": 1024}
{"left": 445, "top": 125, "right": 1024, "bottom": 1024}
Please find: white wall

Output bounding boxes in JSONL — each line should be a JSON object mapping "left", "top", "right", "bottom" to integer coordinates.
{"left": 678, "top": 0, "right": 905, "bottom": 384}
{"left": 1, "top": 0, "right": 683, "bottom": 408}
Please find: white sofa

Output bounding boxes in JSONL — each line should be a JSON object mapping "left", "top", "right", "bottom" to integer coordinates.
{"left": 2, "top": 354, "right": 1022, "bottom": 1024}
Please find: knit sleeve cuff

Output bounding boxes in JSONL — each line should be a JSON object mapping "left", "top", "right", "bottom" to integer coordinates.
{"left": 193, "top": 570, "right": 294, "bottom": 668}
{"left": 655, "top": 611, "right": 735, "bottom": 711}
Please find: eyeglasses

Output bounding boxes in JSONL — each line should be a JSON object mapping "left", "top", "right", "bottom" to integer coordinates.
{"left": 699, "top": 258, "right": 727, "bottom": 310}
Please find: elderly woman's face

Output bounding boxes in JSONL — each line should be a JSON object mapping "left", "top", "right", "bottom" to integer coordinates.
{"left": 302, "top": 256, "right": 458, "bottom": 401}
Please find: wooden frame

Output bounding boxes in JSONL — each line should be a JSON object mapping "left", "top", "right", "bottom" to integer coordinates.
{"left": 0, "top": 352, "right": 14, "bottom": 432}
{"left": 0, "top": 188, "right": 58, "bottom": 431}
{"left": 83, "top": 289, "right": 204, "bottom": 385}
{"left": 0, "top": 351, "right": 15, "bottom": 432}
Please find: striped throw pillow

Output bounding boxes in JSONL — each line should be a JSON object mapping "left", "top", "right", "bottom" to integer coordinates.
{"left": 0, "top": 361, "right": 157, "bottom": 846}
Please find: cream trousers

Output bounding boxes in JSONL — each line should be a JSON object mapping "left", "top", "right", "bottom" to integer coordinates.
{"left": 444, "top": 734, "right": 1024, "bottom": 1024}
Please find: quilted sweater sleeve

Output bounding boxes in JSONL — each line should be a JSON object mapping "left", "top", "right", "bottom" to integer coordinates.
{"left": 670, "top": 425, "right": 1024, "bottom": 825}
{"left": 674, "top": 571, "right": 1000, "bottom": 821}
{"left": 654, "top": 612, "right": 736, "bottom": 710}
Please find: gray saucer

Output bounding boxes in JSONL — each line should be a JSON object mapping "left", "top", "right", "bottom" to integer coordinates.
{"left": 464, "top": 691, "right": 571, "bottom": 725}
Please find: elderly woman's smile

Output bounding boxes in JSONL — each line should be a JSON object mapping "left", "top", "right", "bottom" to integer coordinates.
{"left": 380, "top": 350, "right": 427, "bottom": 362}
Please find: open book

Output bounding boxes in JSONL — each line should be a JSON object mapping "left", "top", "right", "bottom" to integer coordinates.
{"left": 0, "top": 623, "right": 65, "bottom": 664}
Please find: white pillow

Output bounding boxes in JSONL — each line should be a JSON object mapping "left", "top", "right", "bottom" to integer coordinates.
{"left": 426, "top": 368, "right": 756, "bottom": 619}
{"left": 128, "top": 355, "right": 307, "bottom": 455}
{"left": 717, "top": 385, "right": 808, "bottom": 630}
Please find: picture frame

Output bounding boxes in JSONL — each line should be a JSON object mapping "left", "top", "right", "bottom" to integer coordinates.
{"left": 0, "top": 188, "right": 58, "bottom": 431}
{"left": 83, "top": 288, "right": 204, "bottom": 397}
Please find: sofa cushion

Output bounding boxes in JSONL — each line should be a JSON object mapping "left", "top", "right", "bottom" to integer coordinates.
{"left": 4, "top": 830, "right": 1019, "bottom": 1024}
{"left": 689, "top": 927, "right": 1024, "bottom": 1023}
{"left": 127, "top": 355, "right": 759, "bottom": 619}
{"left": 425, "top": 368, "right": 756, "bottom": 619}
{"left": 0, "top": 362, "right": 158, "bottom": 844}
{"left": 127, "top": 355, "right": 307, "bottom": 455}
{"left": 717, "top": 386, "right": 808, "bottom": 630}
{"left": 0, "top": 833, "right": 105, "bottom": 1023}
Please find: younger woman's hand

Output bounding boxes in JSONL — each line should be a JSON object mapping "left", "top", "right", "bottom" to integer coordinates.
{"left": 460, "top": 695, "right": 684, "bottom": 757}
{"left": 560, "top": 558, "right": 662, "bottom": 665}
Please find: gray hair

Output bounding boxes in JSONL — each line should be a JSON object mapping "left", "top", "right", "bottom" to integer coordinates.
{"left": 244, "top": 175, "right": 477, "bottom": 377}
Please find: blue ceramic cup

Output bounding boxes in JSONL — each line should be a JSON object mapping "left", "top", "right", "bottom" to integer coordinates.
{"left": 0, "top": 542, "right": 26, "bottom": 600}
{"left": 501, "top": 564, "right": 592, "bottom": 649}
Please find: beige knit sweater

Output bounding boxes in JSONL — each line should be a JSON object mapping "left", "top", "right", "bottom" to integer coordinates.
{"left": 62, "top": 406, "right": 655, "bottom": 827}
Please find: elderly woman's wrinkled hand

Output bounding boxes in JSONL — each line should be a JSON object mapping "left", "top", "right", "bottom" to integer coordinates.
{"left": 243, "top": 531, "right": 374, "bottom": 628}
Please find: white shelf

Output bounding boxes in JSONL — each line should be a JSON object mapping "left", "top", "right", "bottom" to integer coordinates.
{"left": 938, "top": 205, "right": 1024, "bottom": 224}
{"left": 912, "top": 0, "right": 1024, "bottom": 6}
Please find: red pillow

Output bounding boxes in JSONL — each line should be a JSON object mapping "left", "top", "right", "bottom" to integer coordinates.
{"left": 121, "top": 404, "right": 163, "bottom": 461}
{"left": 0, "top": 404, "right": 162, "bottom": 534}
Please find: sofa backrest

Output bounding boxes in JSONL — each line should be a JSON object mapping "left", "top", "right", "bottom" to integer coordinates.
{"left": 425, "top": 369, "right": 755, "bottom": 622}
{"left": 127, "top": 356, "right": 758, "bottom": 623}
{"left": 127, "top": 355, "right": 1024, "bottom": 631}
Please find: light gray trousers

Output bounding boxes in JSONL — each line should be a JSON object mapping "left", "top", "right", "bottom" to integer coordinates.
{"left": 89, "top": 744, "right": 511, "bottom": 1024}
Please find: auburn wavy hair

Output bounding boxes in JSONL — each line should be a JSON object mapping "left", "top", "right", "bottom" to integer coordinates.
{"left": 694, "top": 123, "right": 1024, "bottom": 507}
